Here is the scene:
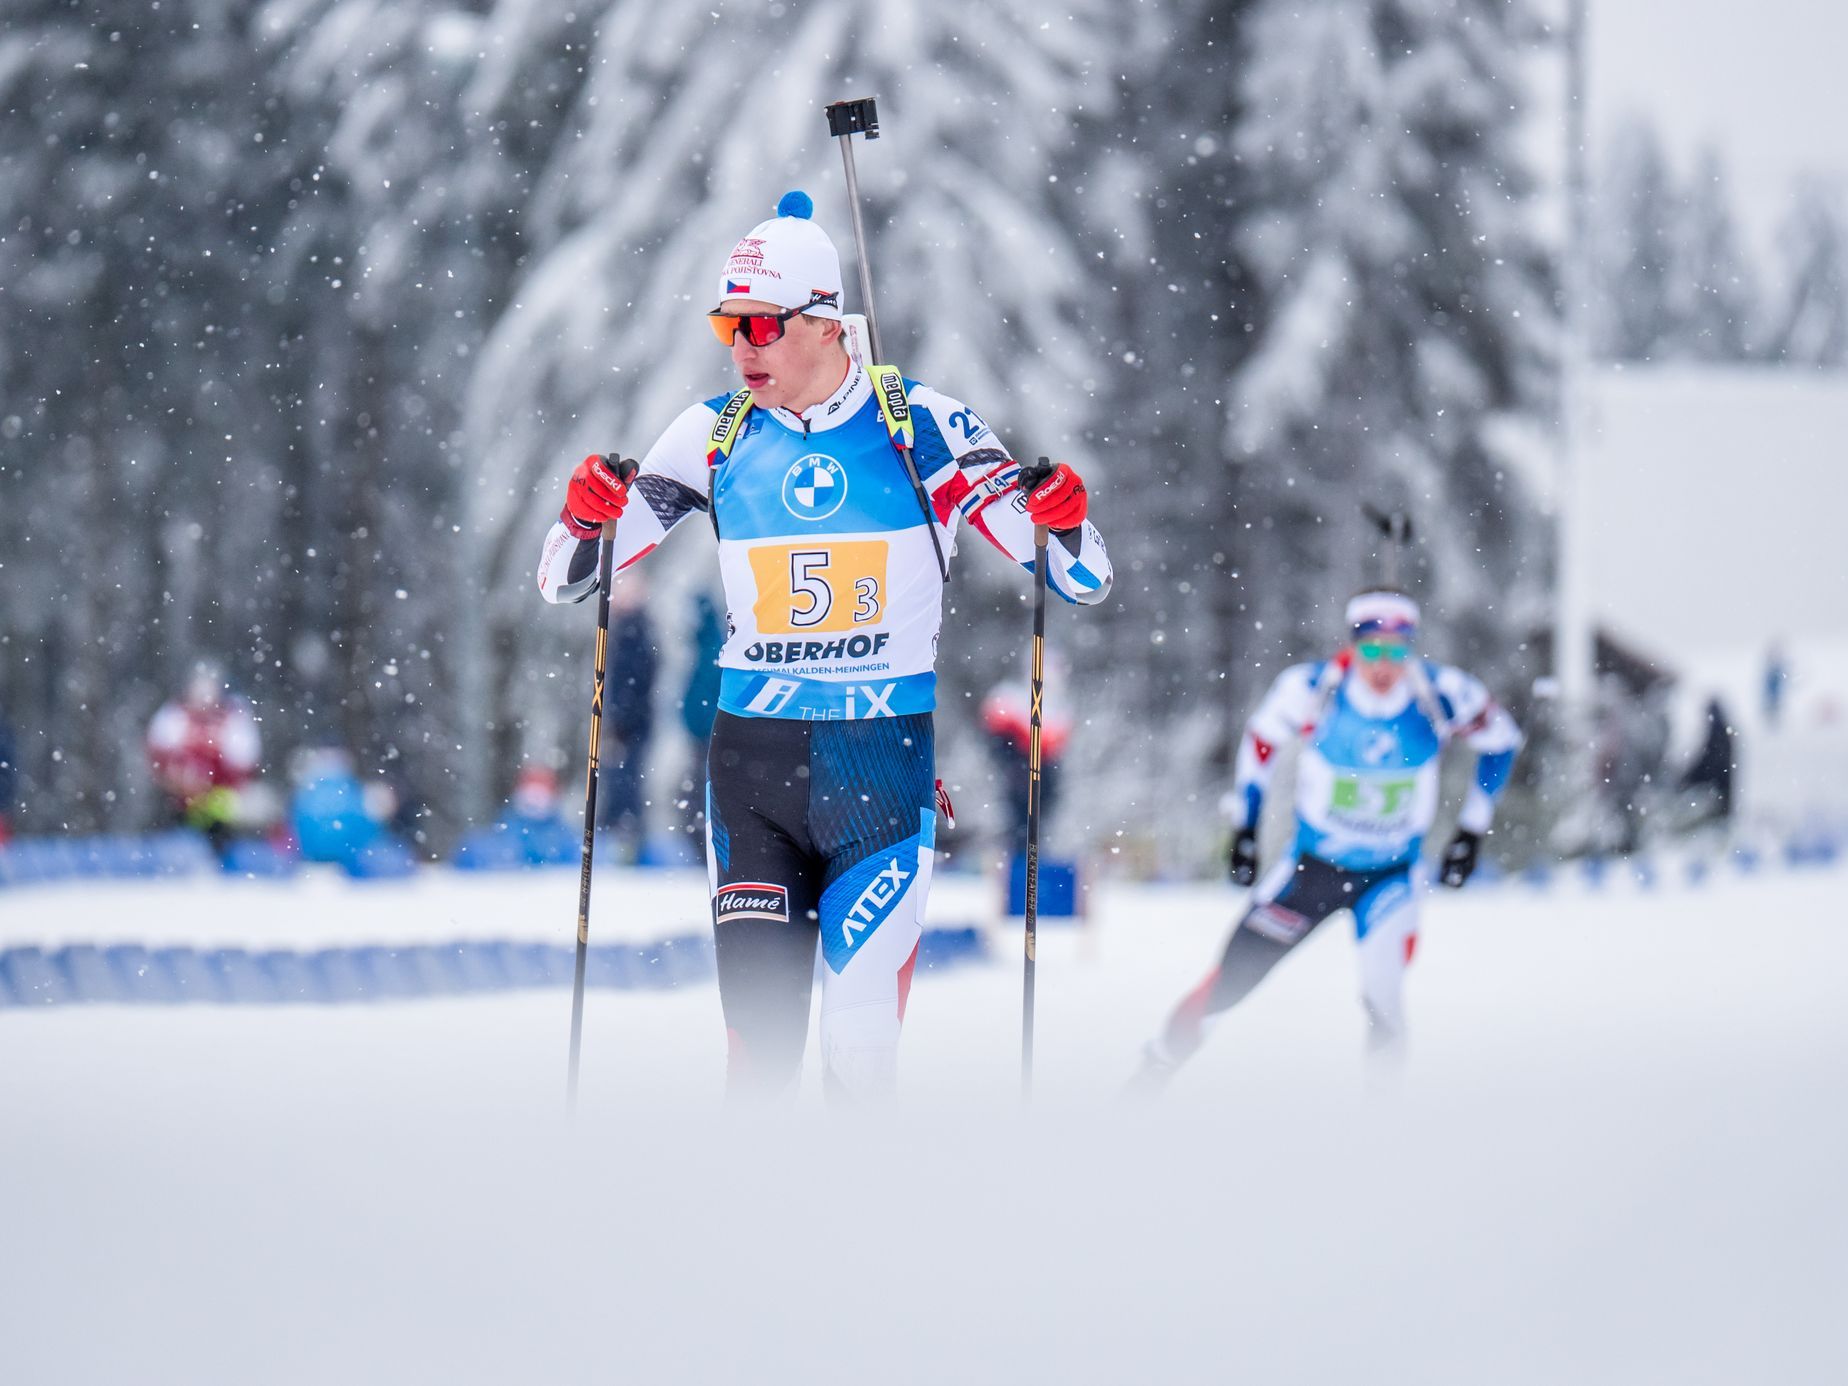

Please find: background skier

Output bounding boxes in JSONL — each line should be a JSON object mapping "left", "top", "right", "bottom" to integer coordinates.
{"left": 1135, "top": 590, "right": 1521, "bottom": 1086}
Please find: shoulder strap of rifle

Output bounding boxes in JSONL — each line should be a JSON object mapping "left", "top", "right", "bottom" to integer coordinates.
{"left": 867, "top": 363, "right": 915, "bottom": 452}
{"left": 704, "top": 388, "right": 754, "bottom": 539}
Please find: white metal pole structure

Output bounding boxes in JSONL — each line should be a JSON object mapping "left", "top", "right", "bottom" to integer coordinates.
{"left": 1555, "top": 0, "right": 1596, "bottom": 709}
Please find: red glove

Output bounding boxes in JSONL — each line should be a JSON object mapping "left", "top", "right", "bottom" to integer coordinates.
{"left": 561, "top": 454, "right": 638, "bottom": 540}
{"left": 1017, "top": 459, "right": 1088, "bottom": 531}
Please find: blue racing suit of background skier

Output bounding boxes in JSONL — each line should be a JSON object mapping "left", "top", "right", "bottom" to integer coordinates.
{"left": 1139, "top": 590, "right": 1521, "bottom": 1081}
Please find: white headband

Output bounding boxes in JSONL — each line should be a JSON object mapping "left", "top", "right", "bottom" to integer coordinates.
{"left": 1346, "top": 591, "right": 1420, "bottom": 636}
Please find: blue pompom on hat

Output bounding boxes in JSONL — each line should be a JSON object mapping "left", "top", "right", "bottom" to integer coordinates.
{"left": 717, "top": 190, "right": 843, "bottom": 318}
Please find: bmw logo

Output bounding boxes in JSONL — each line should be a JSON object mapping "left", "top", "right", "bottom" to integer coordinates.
{"left": 782, "top": 454, "right": 847, "bottom": 521}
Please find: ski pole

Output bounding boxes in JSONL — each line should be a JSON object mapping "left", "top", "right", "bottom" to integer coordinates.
{"left": 823, "top": 96, "right": 949, "bottom": 583}
{"left": 567, "top": 457, "right": 638, "bottom": 1114}
{"left": 1021, "top": 459, "right": 1053, "bottom": 1099}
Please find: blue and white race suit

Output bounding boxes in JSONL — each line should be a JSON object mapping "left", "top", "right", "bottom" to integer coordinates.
{"left": 1230, "top": 655, "right": 1522, "bottom": 873}
{"left": 1150, "top": 654, "right": 1521, "bottom": 1066}
{"left": 539, "top": 361, "right": 1111, "bottom": 1096}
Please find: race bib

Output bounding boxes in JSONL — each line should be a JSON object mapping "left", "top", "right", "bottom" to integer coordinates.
{"left": 1329, "top": 774, "right": 1418, "bottom": 823}
{"left": 749, "top": 541, "right": 889, "bottom": 635}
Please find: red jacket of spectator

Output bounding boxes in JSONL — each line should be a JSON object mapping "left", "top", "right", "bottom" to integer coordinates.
{"left": 147, "top": 687, "right": 261, "bottom": 804}
{"left": 981, "top": 678, "right": 1074, "bottom": 762}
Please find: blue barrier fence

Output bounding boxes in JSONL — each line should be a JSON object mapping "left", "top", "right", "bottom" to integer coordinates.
{"left": 9, "top": 826, "right": 1839, "bottom": 896}
{"left": 0, "top": 831, "right": 220, "bottom": 887}
{"left": 0, "top": 827, "right": 716, "bottom": 886}
{"left": 0, "top": 926, "right": 988, "bottom": 1010}
{"left": 1469, "top": 830, "right": 1842, "bottom": 894}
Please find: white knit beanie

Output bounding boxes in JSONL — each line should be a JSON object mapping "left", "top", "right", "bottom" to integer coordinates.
{"left": 716, "top": 191, "right": 845, "bottom": 319}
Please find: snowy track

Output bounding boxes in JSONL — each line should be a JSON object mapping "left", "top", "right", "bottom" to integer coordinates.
{"left": 3, "top": 865, "right": 1845, "bottom": 1383}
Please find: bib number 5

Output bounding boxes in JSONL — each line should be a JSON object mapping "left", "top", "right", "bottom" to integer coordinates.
{"left": 789, "top": 551, "right": 833, "bottom": 628}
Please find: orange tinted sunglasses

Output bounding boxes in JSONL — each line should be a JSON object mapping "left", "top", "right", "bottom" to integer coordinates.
{"left": 708, "top": 303, "right": 807, "bottom": 347}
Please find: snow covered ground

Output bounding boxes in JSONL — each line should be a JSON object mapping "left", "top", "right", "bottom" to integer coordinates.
{"left": 3, "top": 862, "right": 1846, "bottom": 1384}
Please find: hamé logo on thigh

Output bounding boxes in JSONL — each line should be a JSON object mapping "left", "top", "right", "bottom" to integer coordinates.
{"left": 715, "top": 880, "right": 792, "bottom": 924}
{"left": 1245, "top": 900, "right": 1312, "bottom": 945}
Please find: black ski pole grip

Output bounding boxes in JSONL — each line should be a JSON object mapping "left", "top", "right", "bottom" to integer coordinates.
{"left": 826, "top": 97, "right": 880, "bottom": 139}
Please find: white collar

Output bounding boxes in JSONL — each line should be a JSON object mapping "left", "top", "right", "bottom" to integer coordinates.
{"left": 1342, "top": 670, "right": 1415, "bottom": 719}
{"left": 766, "top": 361, "right": 869, "bottom": 433}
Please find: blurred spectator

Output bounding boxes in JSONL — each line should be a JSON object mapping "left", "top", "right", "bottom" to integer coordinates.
{"left": 146, "top": 661, "right": 262, "bottom": 856}
{"left": 289, "top": 747, "right": 376, "bottom": 864}
{"left": 597, "top": 574, "right": 658, "bottom": 858}
{"left": 1591, "top": 675, "right": 1670, "bottom": 855}
{"left": 674, "top": 592, "right": 727, "bottom": 841}
{"left": 1677, "top": 696, "right": 1737, "bottom": 828}
{"left": 510, "top": 764, "right": 563, "bottom": 821}
{"left": 1764, "top": 642, "right": 1789, "bottom": 729}
{"left": 981, "top": 661, "right": 1074, "bottom": 857}
{"left": 287, "top": 746, "right": 417, "bottom": 877}
{"left": 0, "top": 708, "right": 16, "bottom": 845}
{"left": 680, "top": 592, "right": 726, "bottom": 752}
{"left": 505, "top": 764, "right": 576, "bottom": 864}
{"left": 452, "top": 763, "right": 577, "bottom": 869}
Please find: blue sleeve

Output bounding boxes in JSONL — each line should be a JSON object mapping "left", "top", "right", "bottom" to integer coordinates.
{"left": 1475, "top": 747, "right": 1516, "bottom": 799}
{"left": 1239, "top": 783, "right": 1263, "bottom": 831}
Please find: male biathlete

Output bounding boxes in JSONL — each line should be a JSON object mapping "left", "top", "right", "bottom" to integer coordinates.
{"left": 1135, "top": 590, "right": 1521, "bottom": 1086}
{"left": 538, "top": 193, "right": 1112, "bottom": 1099}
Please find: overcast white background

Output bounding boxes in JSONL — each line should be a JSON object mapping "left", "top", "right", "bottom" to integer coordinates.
{"left": 1573, "top": 0, "right": 1848, "bottom": 654}
{"left": 1591, "top": 0, "right": 1848, "bottom": 254}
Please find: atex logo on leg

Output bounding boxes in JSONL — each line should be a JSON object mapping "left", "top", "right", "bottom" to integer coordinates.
{"left": 820, "top": 835, "right": 927, "bottom": 973}
{"left": 842, "top": 857, "right": 911, "bottom": 948}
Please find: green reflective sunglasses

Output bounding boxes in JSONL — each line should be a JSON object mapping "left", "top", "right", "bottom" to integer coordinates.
{"left": 1356, "top": 639, "right": 1411, "bottom": 663}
